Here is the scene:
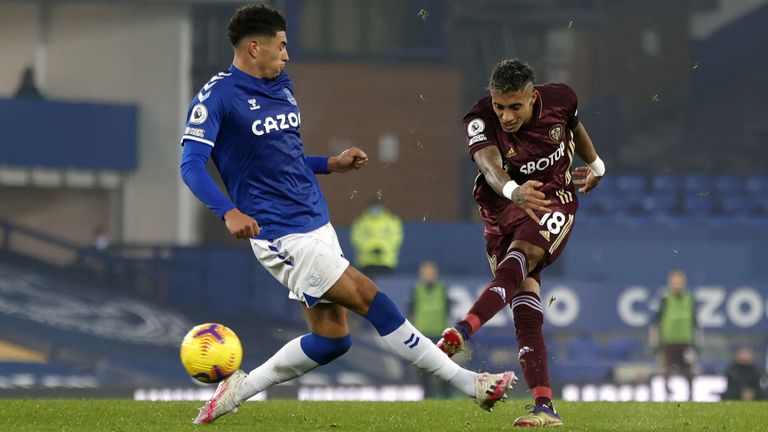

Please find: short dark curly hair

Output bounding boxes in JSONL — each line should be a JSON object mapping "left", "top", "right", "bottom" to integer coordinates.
{"left": 227, "top": 4, "right": 286, "bottom": 46}
{"left": 488, "top": 59, "right": 535, "bottom": 93}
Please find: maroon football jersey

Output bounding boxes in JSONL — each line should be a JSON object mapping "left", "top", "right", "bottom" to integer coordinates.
{"left": 464, "top": 83, "right": 580, "bottom": 235}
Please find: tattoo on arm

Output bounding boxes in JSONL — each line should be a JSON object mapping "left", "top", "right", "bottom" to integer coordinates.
{"left": 474, "top": 146, "right": 509, "bottom": 197}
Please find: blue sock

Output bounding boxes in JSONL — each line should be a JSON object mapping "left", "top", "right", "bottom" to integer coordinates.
{"left": 299, "top": 333, "right": 352, "bottom": 365}
{"left": 364, "top": 292, "right": 406, "bottom": 336}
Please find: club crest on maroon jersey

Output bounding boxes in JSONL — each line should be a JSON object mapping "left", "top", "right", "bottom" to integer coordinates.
{"left": 549, "top": 125, "right": 563, "bottom": 142}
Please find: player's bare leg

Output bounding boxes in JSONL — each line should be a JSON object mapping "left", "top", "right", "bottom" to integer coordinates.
{"left": 324, "top": 265, "right": 516, "bottom": 411}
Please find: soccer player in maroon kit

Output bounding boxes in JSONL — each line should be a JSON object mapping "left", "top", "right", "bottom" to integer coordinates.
{"left": 437, "top": 59, "right": 605, "bottom": 427}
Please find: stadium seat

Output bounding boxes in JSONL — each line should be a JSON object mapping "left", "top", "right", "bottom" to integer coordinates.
{"left": 615, "top": 174, "right": 647, "bottom": 194}
{"left": 719, "top": 195, "right": 754, "bottom": 214}
{"left": 605, "top": 339, "right": 641, "bottom": 362}
{"left": 755, "top": 196, "right": 768, "bottom": 214}
{"left": 593, "top": 175, "right": 617, "bottom": 193}
{"left": 682, "top": 175, "right": 714, "bottom": 195}
{"left": 651, "top": 174, "right": 681, "bottom": 195}
{"left": 640, "top": 194, "right": 679, "bottom": 215}
{"left": 745, "top": 175, "right": 768, "bottom": 196}
{"left": 681, "top": 194, "right": 717, "bottom": 215}
{"left": 593, "top": 194, "right": 643, "bottom": 215}
{"left": 568, "top": 333, "right": 602, "bottom": 362}
{"left": 578, "top": 196, "right": 604, "bottom": 214}
{"left": 713, "top": 175, "right": 747, "bottom": 196}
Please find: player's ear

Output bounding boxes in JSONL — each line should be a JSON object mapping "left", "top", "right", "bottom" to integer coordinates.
{"left": 530, "top": 89, "right": 539, "bottom": 105}
{"left": 242, "top": 39, "right": 259, "bottom": 59}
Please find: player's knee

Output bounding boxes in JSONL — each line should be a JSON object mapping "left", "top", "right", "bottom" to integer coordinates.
{"left": 519, "top": 277, "right": 541, "bottom": 295}
{"left": 354, "top": 278, "right": 379, "bottom": 312}
{"left": 301, "top": 333, "right": 352, "bottom": 365}
{"left": 511, "top": 242, "right": 545, "bottom": 270}
{"left": 525, "top": 249, "right": 545, "bottom": 269}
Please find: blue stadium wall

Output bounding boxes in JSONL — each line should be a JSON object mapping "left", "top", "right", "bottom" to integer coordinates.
{"left": 172, "top": 219, "right": 768, "bottom": 335}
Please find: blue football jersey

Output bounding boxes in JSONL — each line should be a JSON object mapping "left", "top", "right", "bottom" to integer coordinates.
{"left": 181, "top": 65, "right": 329, "bottom": 240}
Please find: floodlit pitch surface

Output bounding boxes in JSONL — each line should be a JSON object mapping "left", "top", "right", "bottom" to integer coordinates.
{"left": 1, "top": 400, "right": 766, "bottom": 431}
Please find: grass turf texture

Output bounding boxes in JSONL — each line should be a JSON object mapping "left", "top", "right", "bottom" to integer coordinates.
{"left": 1, "top": 400, "right": 766, "bottom": 431}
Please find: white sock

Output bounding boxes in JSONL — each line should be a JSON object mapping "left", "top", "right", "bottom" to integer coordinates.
{"left": 236, "top": 335, "right": 319, "bottom": 401}
{"left": 379, "top": 319, "right": 476, "bottom": 396}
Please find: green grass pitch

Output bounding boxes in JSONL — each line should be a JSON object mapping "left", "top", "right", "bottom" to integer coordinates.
{"left": 1, "top": 400, "right": 766, "bottom": 431}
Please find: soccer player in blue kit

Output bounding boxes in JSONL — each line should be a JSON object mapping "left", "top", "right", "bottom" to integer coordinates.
{"left": 179, "top": 4, "right": 516, "bottom": 424}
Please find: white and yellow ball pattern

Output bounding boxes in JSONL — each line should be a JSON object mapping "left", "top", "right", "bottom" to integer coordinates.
{"left": 180, "top": 323, "right": 243, "bottom": 383}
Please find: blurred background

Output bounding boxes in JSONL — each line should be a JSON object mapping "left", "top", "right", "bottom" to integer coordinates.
{"left": 0, "top": 0, "right": 766, "bottom": 402}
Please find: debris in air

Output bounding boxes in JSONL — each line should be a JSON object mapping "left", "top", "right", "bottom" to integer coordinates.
{"left": 417, "top": 9, "right": 429, "bottom": 21}
{"left": 548, "top": 296, "right": 557, "bottom": 307}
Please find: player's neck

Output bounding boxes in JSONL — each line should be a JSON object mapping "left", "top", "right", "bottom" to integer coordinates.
{"left": 232, "top": 56, "right": 269, "bottom": 79}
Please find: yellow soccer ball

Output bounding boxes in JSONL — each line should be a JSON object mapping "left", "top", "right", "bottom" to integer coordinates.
{"left": 180, "top": 323, "right": 243, "bottom": 383}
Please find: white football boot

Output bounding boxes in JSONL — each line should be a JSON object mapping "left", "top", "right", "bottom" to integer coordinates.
{"left": 193, "top": 369, "right": 247, "bottom": 424}
{"left": 474, "top": 371, "right": 517, "bottom": 412}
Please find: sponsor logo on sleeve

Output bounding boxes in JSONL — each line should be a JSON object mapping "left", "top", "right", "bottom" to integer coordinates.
{"left": 467, "top": 118, "right": 485, "bottom": 137}
{"left": 468, "top": 133, "right": 488, "bottom": 146}
{"left": 189, "top": 104, "right": 208, "bottom": 125}
{"left": 184, "top": 127, "right": 206, "bottom": 138}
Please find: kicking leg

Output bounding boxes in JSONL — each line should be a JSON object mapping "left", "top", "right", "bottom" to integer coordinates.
{"left": 323, "top": 266, "right": 516, "bottom": 411}
{"left": 438, "top": 240, "right": 544, "bottom": 356}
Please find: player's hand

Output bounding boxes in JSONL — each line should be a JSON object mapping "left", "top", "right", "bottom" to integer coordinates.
{"left": 510, "top": 180, "right": 551, "bottom": 223}
{"left": 223, "top": 208, "right": 260, "bottom": 239}
{"left": 330, "top": 147, "right": 368, "bottom": 173}
{"left": 572, "top": 166, "right": 602, "bottom": 194}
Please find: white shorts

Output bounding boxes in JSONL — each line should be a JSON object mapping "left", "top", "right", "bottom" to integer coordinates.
{"left": 250, "top": 223, "right": 349, "bottom": 307}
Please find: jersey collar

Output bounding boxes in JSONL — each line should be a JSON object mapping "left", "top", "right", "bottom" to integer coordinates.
{"left": 228, "top": 64, "right": 289, "bottom": 87}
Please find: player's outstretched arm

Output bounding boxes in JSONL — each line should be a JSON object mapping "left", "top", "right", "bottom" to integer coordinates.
{"left": 328, "top": 147, "right": 368, "bottom": 173}
{"left": 571, "top": 123, "right": 605, "bottom": 194}
{"left": 474, "top": 146, "right": 550, "bottom": 220}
